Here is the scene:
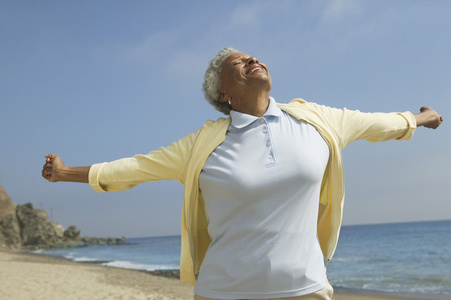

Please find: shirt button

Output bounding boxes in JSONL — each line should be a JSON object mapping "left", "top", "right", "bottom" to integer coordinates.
{"left": 268, "top": 154, "right": 273, "bottom": 159}
{"left": 263, "top": 128, "right": 268, "bottom": 133}
{"left": 260, "top": 119, "right": 265, "bottom": 123}
{"left": 266, "top": 141, "right": 271, "bottom": 147}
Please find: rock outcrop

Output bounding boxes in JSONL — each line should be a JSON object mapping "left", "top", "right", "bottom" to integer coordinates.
{"left": 0, "top": 184, "right": 16, "bottom": 219}
{"left": 0, "top": 184, "right": 126, "bottom": 249}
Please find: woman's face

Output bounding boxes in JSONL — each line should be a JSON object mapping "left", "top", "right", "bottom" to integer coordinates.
{"left": 219, "top": 52, "right": 272, "bottom": 102}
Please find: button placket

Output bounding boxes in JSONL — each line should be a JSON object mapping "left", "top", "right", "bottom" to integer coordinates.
{"left": 260, "top": 118, "right": 276, "bottom": 165}
{"left": 263, "top": 124, "right": 270, "bottom": 147}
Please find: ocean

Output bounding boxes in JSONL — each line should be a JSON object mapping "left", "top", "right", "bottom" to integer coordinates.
{"left": 37, "top": 220, "right": 451, "bottom": 298}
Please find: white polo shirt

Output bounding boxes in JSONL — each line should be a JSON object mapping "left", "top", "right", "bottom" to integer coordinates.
{"left": 195, "top": 97, "right": 330, "bottom": 299}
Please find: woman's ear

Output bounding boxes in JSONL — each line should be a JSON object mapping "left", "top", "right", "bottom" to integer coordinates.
{"left": 219, "top": 92, "right": 228, "bottom": 103}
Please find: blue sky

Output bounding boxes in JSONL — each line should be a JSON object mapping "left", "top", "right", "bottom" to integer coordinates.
{"left": 1, "top": 0, "right": 450, "bottom": 238}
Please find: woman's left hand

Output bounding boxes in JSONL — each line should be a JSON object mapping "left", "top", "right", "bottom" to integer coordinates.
{"left": 414, "top": 107, "right": 443, "bottom": 129}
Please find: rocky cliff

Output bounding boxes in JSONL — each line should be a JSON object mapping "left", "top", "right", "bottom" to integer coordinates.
{"left": 0, "top": 184, "right": 16, "bottom": 219}
{"left": 0, "top": 184, "right": 125, "bottom": 249}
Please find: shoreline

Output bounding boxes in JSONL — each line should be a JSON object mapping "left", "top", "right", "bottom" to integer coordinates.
{"left": 0, "top": 249, "right": 445, "bottom": 300}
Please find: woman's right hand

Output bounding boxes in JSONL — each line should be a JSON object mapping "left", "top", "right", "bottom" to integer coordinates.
{"left": 42, "top": 154, "right": 90, "bottom": 183}
{"left": 42, "top": 154, "right": 65, "bottom": 182}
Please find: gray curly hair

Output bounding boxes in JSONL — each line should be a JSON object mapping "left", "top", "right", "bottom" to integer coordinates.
{"left": 203, "top": 47, "right": 240, "bottom": 115}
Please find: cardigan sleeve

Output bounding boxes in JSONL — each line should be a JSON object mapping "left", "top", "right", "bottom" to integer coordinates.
{"left": 89, "top": 130, "right": 199, "bottom": 192}
{"left": 338, "top": 109, "right": 416, "bottom": 148}
{"left": 309, "top": 103, "right": 417, "bottom": 149}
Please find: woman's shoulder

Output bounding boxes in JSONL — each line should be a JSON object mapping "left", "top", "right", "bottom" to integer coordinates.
{"left": 186, "top": 116, "right": 230, "bottom": 143}
{"left": 202, "top": 116, "right": 231, "bottom": 128}
{"left": 277, "top": 98, "right": 333, "bottom": 115}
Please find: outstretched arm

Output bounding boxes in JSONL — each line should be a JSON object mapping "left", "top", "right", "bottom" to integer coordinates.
{"left": 42, "top": 154, "right": 90, "bottom": 183}
{"left": 414, "top": 107, "right": 443, "bottom": 129}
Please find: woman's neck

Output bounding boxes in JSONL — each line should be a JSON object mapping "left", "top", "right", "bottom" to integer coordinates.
{"left": 232, "top": 91, "right": 270, "bottom": 117}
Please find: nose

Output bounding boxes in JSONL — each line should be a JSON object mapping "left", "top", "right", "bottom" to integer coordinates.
{"left": 246, "top": 57, "right": 259, "bottom": 65}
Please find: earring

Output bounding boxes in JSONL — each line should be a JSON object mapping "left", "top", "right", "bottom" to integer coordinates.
{"left": 228, "top": 97, "right": 232, "bottom": 105}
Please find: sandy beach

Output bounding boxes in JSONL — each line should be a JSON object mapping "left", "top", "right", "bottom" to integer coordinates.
{"left": 0, "top": 250, "right": 435, "bottom": 300}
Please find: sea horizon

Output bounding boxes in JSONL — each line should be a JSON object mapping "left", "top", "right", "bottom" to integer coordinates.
{"left": 35, "top": 219, "right": 451, "bottom": 298}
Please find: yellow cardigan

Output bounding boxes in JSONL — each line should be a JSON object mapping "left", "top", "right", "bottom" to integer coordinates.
{"left": 89, "top": 99, "right": 416, "bottom": 285}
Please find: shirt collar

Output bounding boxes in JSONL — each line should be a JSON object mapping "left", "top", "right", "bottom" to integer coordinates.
{"left": 230, "top": 97, "right": 282, "bottom": 129}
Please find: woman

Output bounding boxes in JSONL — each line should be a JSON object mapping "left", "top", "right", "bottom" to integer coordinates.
{"left": 42, "top": 47, "right": 442, "bottom": 300}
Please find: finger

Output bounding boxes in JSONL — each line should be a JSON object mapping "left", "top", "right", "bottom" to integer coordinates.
{"left": 42, "top": 168, "right": 52, "bottom": 174}
{"left": 42, "top": 168, "right": 53, "bottom": 180}
{"left": 42, "top": 170, "right": 50, "bottom": 179}
{"left": 43, "top": 162, "right": 53, "bottom": 169}
{"left": 45, "top": 153, "right": 57, "bottom": 160}
{"left": 43, "top": 170, "right": 54, "bottom": 181}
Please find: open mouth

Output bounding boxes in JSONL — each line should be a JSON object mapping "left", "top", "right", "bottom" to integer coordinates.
{"left": 247, "top": 64, "right": 265, "bottom": 75}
